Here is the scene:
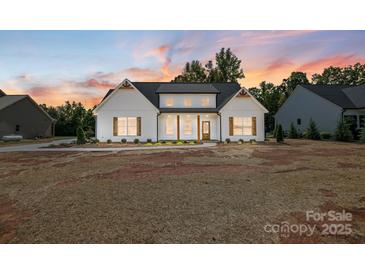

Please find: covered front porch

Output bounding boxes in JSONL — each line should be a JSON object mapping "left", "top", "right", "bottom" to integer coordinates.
{"left": 158, "top": 113, "right": 220, "bottom": 142}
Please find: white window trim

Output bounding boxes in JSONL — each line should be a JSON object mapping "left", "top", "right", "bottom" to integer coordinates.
{"left": 233, "top": 117, "right": 252, "bottom": 136}
{"left": 117, "top": 117, "right": 137, "bottom": 136}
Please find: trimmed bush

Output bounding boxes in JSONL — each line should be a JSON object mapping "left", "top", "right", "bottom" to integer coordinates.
{"left": 225, "top": 138, "right": 231, "bottom": 143}
{"left": 334, "top": 119, "right": 353, "bottom": 142}
{"left": 250, "top": 139, "right": 256, "bottom": 144}
{"left": 238, "top": 138, "right": 244, "bottom": 144}
{"left": 306, "top": 119, "right": 321, "bottom": 140}
{"left": 90, "top": 138, "right": 99, "bottom": 144}
{"left": 360, "top": 128, "right": 365, "bottom": 143}
{"left": 107, "top": 139, "right": 112, "bottom": 144}
{"left": 276, "top": 124, "right": 284, "bottom": 143}
{"left": 320, "top": 132, "right": 332, "bottom": 140}
{"left": 288, "top": 122, "right": 299, "bottom": 139}
{"left": 133, "top": 138, "right": 140, "bottom": 144}
{"left": 76, "top": 126, "right": 86, "bottom": 145}
{"left": 146, "top": 138, "right": 152, "bottom": 143}
{"left": 121, "top": 138, "right": 127, "bottom": 144}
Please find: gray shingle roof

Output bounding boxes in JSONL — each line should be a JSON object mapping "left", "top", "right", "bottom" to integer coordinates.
{"left": 0, "top": 95, "right": 27, "bottom": 111}
{"left": 301, "top": 84, "right": 365, "bottom": 109}
{"left": 101, "top": 82, "right": 241, "bottom": 110}
{"left": 156, "top": 83, "right": 220, "bottom": 94}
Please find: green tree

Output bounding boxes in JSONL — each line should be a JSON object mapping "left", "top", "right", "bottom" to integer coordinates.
{"left": 173, "top": 48, "right": 245, "bottom": 83}
{"left": 334, "top": 119, "right": 353, "bottom": 142}
{"left": 311, "top": 63, "right": 365, "bottom": 85}
{"left": 360, "top": 128, "right": 365, "bottom": 143}
{"left": 281, "top": 71, "right": 309, "bottom": 98}
{"left": 276, "top": 124, "right": 284, "bottom": 142}
{"left": 306, "top": 119, "right": 321, "bottom": 140}
{"left": 288, "top": 122, "right": 299, "bottom": 139}
{"left": 207, "top": 48, "right": 245, "bottom": 82}
{"left": 76, "top": 126, "right": 86, "bottom": 144}
{"left": 249, "top": 82, "right": 285, "bottom": 132}
{"left": 173, "top": 60, "right": 207, "bottom": 82}
{"left": 40, "top": 101, "right": 95, "bottom": 136}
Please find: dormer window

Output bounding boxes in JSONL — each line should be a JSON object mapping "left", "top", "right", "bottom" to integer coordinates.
{"left": 201, "top": 97, "right": 210, "bottom": 107}
{"left": 184, "top": 98, "right": 192, "bottom": 107}
{"left": 165, "top": 98, "right": 174, "bottom": 107}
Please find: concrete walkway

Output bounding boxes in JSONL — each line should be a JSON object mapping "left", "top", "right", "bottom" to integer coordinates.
{"left": 0, "top": 139, "right": 217, "bottom": 152}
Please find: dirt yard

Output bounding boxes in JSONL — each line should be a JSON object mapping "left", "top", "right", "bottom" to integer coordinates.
{"left": 0, "top": 139, "right": 364, "bottom": 243}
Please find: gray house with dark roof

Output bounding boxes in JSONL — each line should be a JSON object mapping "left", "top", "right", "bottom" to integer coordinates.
{"left": 94, "top": 79, "right": 268, "bottom": 142}
{"left": 275, "top": 84, "right": 365, "bottom": 134}
{"left": 0, "top": 90, "right": 55, "bottom": 139}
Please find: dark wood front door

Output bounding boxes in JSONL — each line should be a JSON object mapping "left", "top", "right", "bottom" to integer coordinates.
{"left": 202, "top": 121, "right": 210, "bottom": 140}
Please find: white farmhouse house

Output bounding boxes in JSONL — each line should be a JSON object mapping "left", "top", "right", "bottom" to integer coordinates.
{"left": 93, "top": 79, "right": 268, "bottom": 142}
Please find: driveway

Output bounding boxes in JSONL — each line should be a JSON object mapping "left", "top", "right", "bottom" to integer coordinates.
{"left": 0, "top": 139, "right": 216, "bottom": 152}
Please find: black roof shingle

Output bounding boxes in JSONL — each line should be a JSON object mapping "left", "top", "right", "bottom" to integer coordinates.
{"left": 300, "top": 84, "right": 365, "bottom": 109}
{"left": 101, "top": 82, "right": 241, "bottom": 110}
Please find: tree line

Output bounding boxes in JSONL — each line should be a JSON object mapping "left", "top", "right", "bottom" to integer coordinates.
{"left": 40, "top": 101, "right": 95, "bottom": 136}
{"left": 40, "top": 48, "right": 365, "bottom": 136}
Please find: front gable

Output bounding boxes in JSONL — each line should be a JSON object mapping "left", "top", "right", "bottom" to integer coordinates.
{"left": 220, "top": 88, "right": 268, "bottom": 113}
{"left": 94, "top": 79, "right": 159, "bottom": 114}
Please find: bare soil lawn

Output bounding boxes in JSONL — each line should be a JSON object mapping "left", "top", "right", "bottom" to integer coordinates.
{"left": 0, "top": 139, "right": 364, "bottom": 243}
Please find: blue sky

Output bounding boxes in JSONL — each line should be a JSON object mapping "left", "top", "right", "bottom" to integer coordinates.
{"left": 1, "top": 30, "right": 365, "bottom": 107}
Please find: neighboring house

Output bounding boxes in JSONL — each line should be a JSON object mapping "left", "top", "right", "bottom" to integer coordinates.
{"left": 0, "top": 89, "right": 55, "bottom": 138}
{"left": 275, "top": 84, "right": 365, "bottom": 133}
{"left": 94, "top": 79, "right": 268, "bottom": 142}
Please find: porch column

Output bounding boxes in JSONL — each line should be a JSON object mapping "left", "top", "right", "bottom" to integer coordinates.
{"left": 177, "top": 115, "right": 180, "bottom": 140}
{"left": 197, "top": 114, "right": 200, "bottom": 142}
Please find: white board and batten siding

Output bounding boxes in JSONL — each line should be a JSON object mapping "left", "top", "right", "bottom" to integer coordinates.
{"left": 159, "top": 94, "right": 216, "bottom": 108}
{"left": 220, "top": 95, "right": 266, "bottom": 142}
{"left": 95, "top": 88, "right": 158, "bottom": 142}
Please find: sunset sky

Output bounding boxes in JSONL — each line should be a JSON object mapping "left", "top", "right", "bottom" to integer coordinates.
{"left": 1, "top": 30, "right": 365, "bottom": 108}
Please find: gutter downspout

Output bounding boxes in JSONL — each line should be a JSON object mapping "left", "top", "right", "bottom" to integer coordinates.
{"left": 156, "top": 113, "right": 161, "bottom": 142}
{"left": 217, "top": 113, "right": 222, "bottom": 142}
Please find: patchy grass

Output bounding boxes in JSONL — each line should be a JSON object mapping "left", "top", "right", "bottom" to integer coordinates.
{"left": 0, "top": 139, "right": 364, "bottom": 243}
{"left": 0, "top": 137, "right": 74, "bottom": 147}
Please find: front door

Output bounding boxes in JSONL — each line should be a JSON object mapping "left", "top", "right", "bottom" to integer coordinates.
{"left": 202, "top": 121, "right": 210, "bottom": 140}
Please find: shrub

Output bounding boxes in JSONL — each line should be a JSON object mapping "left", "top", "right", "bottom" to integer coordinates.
{"left": 306, "top": 119, "right": 321, "bottom": 140}
{"left": 107, "top": 139, "right": 112, "bottom": 144}
{"left": 288, "top": 122, "right": 299, "bottom": 139}
{"left": 273, "top": 124, "right": 278, "bottom": 138}
{"left": 238, "top": 138, "right": 244, "bottom": 144}
{"left": 250, "top": 139, "right": 256, "bottom": 144}
{"left": 146, "top": 138, "right": 152, "bottom": 143}
{"left": 183, "top": 140, "right": 189, "bottom": 144}
{"left": 121, "top": 138, "right": 127, "bottom": 144}
{"left": 133, "top": 138, "right": 140, "bottom": 144}
{"left": 320, "top": 132, "right": 332, "bottom": 140}
{"left": 360, "top": 128, "right": 365, "bottom": 143}
{"left": 90, "top": 138, "right": 99, "bottom": 144}
{"left": 225, "top": 138, "right": 231, "bottom": 144}
{"left": 161, "top": 140, "right": 166, "bottom": 144}
{"left": 76, "top": 126, "right": 86, "bottom": 145}
{"left": 276, "top": 124, "right": 284, "bottom": 143}
{"left": 334, "top": 119, "right": 353, "bottom": 142}
{"left": 177, "top": 141, "right": 183, "bottom": 145}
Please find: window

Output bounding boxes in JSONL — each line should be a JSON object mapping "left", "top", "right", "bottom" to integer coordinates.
{"left": 15, "top": 125, "right": 20, "bottom": 132}
{"left": 117, "top": 117, "right": 137, "bottom": 136}
{"left": 233, "top": 117, "right": 252, "bottom": 135}
{"left": 297, "top": 118, "right": 301, "bottom": 125}
{"left": 201, "top": 97, "right": 210, "bottom": 107}
{"left": 184, "top": 98, "right": 192, "bottom": 107}
{"left": 165, "top": 98, "right": 174, "bottom": 107}
{"left": 184, "top": 116, "right": 193, "bottom": 135}
{"left": 166, "top": 116, "right": 175, "bottom": 135}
